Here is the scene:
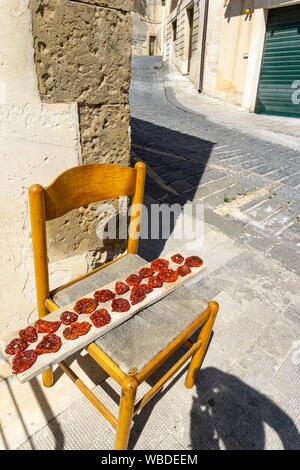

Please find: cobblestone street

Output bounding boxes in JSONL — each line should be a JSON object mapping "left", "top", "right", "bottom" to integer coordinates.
{"left": 131, "top": 56, "right": 300, "bottom": 274}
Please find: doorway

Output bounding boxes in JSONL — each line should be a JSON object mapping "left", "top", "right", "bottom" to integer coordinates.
{"left": 187, "top": 5, "right": 194, "bottom": 73}
{"left": 149, "top": 36, "right": 156, "bottom": 56}
{"left": 255, "top": 4, "right": 300, "bottom": 117}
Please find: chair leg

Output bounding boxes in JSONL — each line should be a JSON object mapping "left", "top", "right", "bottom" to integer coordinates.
{"left": 185, "top": 301, "right": 219, "bottom": 389}
{"left": 115, "top": 376, "right": 138, "bottom": 450}
{"left": 42, "top": 367, "right": 54, "bottom": 387}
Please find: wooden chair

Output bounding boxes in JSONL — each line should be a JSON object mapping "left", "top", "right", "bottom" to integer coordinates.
{"left": 29, "top": 162, "right": 219, "bottom": 450}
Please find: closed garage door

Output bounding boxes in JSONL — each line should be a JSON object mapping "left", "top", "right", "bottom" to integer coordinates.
{"left": 255, "top": 4, "right": 300, "bottom": 118}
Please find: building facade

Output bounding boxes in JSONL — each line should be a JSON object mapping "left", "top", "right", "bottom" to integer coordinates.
{"left": 164, "top": 0, "right": 300, "bottom": 117}
{"left": 132, "top": 0, "right": 166, "bottom": 55}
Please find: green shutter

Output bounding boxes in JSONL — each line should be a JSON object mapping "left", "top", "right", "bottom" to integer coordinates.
{"left": 255, "top": 5, "right": 300, "bottom": 118}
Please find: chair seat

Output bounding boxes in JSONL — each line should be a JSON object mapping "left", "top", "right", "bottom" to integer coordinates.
{"left": 53, "top": 254, "right": 208, "bottom": 375}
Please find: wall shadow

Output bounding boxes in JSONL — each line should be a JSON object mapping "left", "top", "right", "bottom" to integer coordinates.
{"left": 130, "top": 117, "right": 215, "bottom": 260}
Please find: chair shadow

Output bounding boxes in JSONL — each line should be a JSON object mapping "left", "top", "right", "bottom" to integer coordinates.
{"left": 30, "top": 377, "right": 65, "bottom": 450}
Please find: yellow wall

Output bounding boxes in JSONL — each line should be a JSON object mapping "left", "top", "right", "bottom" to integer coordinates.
{"left": 166, "top": 0, "right": 300, "bottom": 108}
{"left": 215, "top": 3, "right": 254, "bottom": 105}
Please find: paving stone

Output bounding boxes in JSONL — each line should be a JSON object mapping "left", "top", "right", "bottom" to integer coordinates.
{"left": 283, "top": 173, "right": 300, "bottom": 188}
{"left": 196, "top": 169, "right": 227, "bottom": 184}
{"left": 238, "top": 194, "right": 272, "bottom": 212}
{"left": 171, "top": 180, "right": 195, "bottom": 193}
{"left": 267, "top": 244, "right": 300, "bottom": 275}
{"left": 279, "top": 221, "right": 300, "bottom": 243}
{"left": 163, "top": 170, "right": 190, "bottom": 183}
{"left": 202, "top": 183, "right": 241, "bottom": 208}
{"left": 269, "top": 353, "right": 300, "bottom": 408}
{"left": 246, "top": 196, "right": 289, "bottom": 221}
{"left": 151, "top": 164, "right": 179, "bottom": 176}
{"left": 193, "top": 176, "right": 238, "bottom": 200}
{"left": 238, "top": 158, "right": 267, "bottom": 170}
{"left": 265, "top": 165, "right": 300, "bottom": 182}
{"left": 253, "top": 163, "right": 285, "bottom": 176}
{"left": 237, "top": 230, "right": 276, "bottom": 253}
{"left": 263, "top": 206, "right": 297, "bottom": 234}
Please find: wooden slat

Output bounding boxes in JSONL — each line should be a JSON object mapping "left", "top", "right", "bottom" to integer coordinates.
{"left": 1, "top": 250, "right": 206, "bottom": 383}
{"left": 44, "top": 164, "right": 137, "bottom": 221}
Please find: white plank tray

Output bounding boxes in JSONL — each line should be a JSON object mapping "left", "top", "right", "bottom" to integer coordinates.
{"left": 0, "top": 250, "right": 206, "bottom": 383}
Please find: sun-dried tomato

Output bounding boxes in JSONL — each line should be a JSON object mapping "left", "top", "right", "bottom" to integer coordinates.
{"left": 94, "top": 289, "right": 116, "bottom": 303}
{"left": 185, "top": 256, "right": 203, "bottom": 268}
{"left": 177, "top": 264, "right": 191, "bottom": 277}
{"left": 34, "top": 318, "right": 61, "bottom": 334}
{"left": 139, "top": 267, "right": 154, "bottom": 279}
{"left": 90, "top": 309, "right": 111, "bottom": 328}
{"left": 157, "top": 268, "right": 178, "bottom": 283}
{"left": 60, "top": 311, "right": 78, "bottom": 325}
{"left": 111, "top": 298, "right": 131, "bottom": 312}
{"left": 139, "top": 283, "right": 153, "bottom": 295}
{"left": 36, "top": 333, "right": 62, "bottom": 355}
{"left": 115, "top": 281, "right": 130, "bottom": 295}
{"left": 151, "top": 258, "right": 169, "bottom": 272}
{"left": 62, "top": 327, "right": 77, "bottom": 341}
{"left": 5, "top": 338, "right": 28, "bottom": 355}
{"left": 148, "top": 275, "right": 163, "bottom": 288}
{"left": 63, "top": 321, "right": 91, "bottom": 340}
{"left": 12, "top": 350, "right": 38, "bottom": 374}
{"left": 74, "top": 298, "right": 98, "bottom": 314}
{"left": 19, "top": 326, "right": 38, "bottom": 343}
{"left": 130, "top": 285, "right": 146, "bottom": 305}
{"left": 125, "top": 274, "right": 142, "bottom": 286}
{"left": 171, "top": 253, "right": 184, "bottom": 265}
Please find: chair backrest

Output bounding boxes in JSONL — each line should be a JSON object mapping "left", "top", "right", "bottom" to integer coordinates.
{"left": 29, "top": 162, "right": 146, "bottom": 318}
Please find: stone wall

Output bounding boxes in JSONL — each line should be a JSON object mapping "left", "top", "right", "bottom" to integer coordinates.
{"left": 30, "top": 0, "right": 132, "bottom": 163}
{"left": 165, "top": 0, "right": 201, "bottom": 87}
{"left": 0, "top": 0, "right": 132, "bottom": 367}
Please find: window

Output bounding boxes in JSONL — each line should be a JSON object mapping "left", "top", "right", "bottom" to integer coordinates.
{"left": 172, "top": 19, "right": 177, "bottom": 41}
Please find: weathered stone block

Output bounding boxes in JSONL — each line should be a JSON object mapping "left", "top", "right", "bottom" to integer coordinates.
{"left": 72, "top": 0, "right": 133, "bottom": 12}
{"left": 79, "top": 104, "right": 130, "bottom": 165}
{"left": 30, "top": 0, "right": 132, "bottom": 104}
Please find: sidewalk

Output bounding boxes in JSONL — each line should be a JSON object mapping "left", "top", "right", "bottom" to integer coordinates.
{"left": 1, "top": 207, "right": 299, "bottom": 450}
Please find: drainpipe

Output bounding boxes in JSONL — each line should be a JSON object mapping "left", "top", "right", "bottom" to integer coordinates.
{"left": 161, "top": 0, "right": 166, "bottom": 59}
{"left": 198, "top": 0, "right": 209, "bottom": 93}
